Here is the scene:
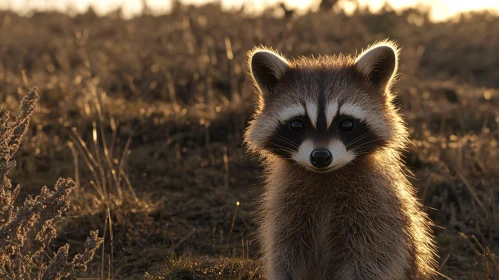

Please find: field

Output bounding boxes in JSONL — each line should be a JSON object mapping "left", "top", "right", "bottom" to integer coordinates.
{"left": 1, "top": 2, "right": 499, "bottom": 279}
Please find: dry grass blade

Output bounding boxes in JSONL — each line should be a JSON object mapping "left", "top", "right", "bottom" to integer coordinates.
{"left": 0, "top": 88, "right": 102, "bottom": 280}
{"left": 456, "top": 171, "right": 488, "bottom": 217}
{"left": 69, "top": 96, "right": 138, "bottom": 207}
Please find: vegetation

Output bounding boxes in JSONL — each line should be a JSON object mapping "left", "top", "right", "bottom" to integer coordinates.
{"left": 0, "top": 2, "right": 498, "bottom": 279}
{"left": 0, "top": 88, "right": 102, "bottom": 279}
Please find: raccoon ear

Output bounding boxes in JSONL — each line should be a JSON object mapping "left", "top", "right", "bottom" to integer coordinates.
{"left": 249, "top": 49, "right": 289, "bottom": 97}
{"left": 355, "top": 43, "right": 398, "bottom": 91}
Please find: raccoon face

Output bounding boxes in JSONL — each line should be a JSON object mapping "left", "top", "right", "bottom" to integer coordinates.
{"left": 245, "top": 42, "right": 401, "bottom": 172}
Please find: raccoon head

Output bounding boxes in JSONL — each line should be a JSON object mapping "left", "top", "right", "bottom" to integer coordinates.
{"left": 245, "top": 41, "right": 406, "bottom": 173}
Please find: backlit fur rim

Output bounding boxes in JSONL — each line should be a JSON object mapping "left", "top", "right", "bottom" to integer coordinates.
{"left": 245, "top": 46, "right": 289, "bottom": 155}
{"left": 355, "top": 39, "right": 401, "bottom": 94}
{"left": 247, "top": 46, "right": 290, "bottom": 96}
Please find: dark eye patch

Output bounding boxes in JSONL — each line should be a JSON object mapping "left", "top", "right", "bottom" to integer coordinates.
{"left": 331, "top": 115, "right": 386, "bottom": 154}
{"left": 263, "top": 114, "right": 387, "bottom": 160}
{"left": 263, "top": 116, "right": 311, "bottom": 157}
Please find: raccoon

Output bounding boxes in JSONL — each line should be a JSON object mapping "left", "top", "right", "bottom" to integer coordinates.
{"left": 244, "top": 41, "right": 437, "bottom": 280}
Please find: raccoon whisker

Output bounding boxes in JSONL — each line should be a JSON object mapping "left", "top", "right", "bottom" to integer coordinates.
{"left": 279, "top": 139, "right": 300, "bottom": 150}
{"left": 346, "top": 131, "right": 373, "bottom": 149}
{"left": 267, "top": 142, "right": 297, "bottom": 154}
{"left": 353, "top": 147, "right": 383, "bottom": 155}
{"left": 355, "top": 142, "right": 383, "bottom": 149}
{"left": 268, "top": 141, "right": 294, "bottom": 149}
{"left": 348, "top": 131, "right": 375, "bottom": 148}
{"left": 269, "top": 144, "right": 296, "bottom": 153}
{"left": 354, "top": 143, "right": 384, "bottom": 152}
{"left": 271, "top": 135, "right": 299, "bottom": 149}
{"left": 353, "top": 151, "right": 375, "bottom": 156}
{"left": 353, "top": 151, "right": 376, "bottom": 156}
{"left": 274, "top": 135, "right": 300, "bottom": 149}
{"left": 350, "top": 131, "right": 374, "bottom": 144}
{"left": 356, "top": 139, "right": 383, "bottom": 149}
{"left": 352, "top": 139, "right": 385, "bottom": 150}
{"left": 272, "top": 149, "right": 296, "bottom": 156}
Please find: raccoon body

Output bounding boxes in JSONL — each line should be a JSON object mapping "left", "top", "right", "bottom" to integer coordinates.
{"left": 244, "top": 42, "right": 437, "bottom": 280}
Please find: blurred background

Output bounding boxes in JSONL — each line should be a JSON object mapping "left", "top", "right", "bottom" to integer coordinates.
{"left": 3, "top": 0, "right": 499, "bottom": 20}
{"left": 0, "top": 0, "right": 498, "bottom": 279}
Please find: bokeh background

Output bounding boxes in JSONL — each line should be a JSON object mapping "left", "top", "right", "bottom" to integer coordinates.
{"left": 1, "top": 0, "right": 498, "bottom": 278}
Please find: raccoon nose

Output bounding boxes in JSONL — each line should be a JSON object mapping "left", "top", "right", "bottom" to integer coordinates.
{"left": 310, "top": 149, "right": 333, "bottom": 168}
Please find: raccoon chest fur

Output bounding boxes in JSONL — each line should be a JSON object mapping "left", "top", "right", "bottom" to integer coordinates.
{"left": 260, "top": 159, "right": 415, "bottom": 280}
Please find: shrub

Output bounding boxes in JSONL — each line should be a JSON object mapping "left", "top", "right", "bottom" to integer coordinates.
{"left": 0, "top": 88, "right": 103, "bottom": 279}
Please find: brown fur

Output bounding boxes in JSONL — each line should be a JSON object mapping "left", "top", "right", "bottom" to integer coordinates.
{"left": 244, "top": 42, "right": 437, "bottom": 279}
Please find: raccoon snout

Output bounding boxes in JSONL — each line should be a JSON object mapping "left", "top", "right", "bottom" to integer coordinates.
{"left": 309, "top": 149, "right": 333, "bottom": 168}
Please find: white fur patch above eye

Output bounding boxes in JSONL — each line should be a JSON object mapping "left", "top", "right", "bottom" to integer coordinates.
{"left": 305, "top": 101, "right": 318, "bottom": 129}
{"left": 338, "top": 102, "right": 390, "bottom": 142}
{"left": 328, "top": 139, "right": 357, "bottom": 170}
{"left": 339, "top": 103, "right": 367, "bottom": 121}
{"left": 277, "top": 104, "right": 305, "bottom": 122}
{"left": 326, "top": 100, "right": 339, "bottom": 128}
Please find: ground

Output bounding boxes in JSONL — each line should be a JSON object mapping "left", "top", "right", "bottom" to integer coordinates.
{"left": 1, "top": 3, "right": 498, "bottom": 279}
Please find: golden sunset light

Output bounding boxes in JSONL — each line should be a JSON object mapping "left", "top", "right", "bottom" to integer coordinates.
{"left": 1, "top": 0, "right": 498, "bottom": 279}
{"left": 1, "top": 0, "right": 499, "bottom": 20}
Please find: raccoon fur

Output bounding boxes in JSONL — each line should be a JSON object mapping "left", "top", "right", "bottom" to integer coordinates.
{"left": 244, "top": 41, "right": 437, "bottom": 280}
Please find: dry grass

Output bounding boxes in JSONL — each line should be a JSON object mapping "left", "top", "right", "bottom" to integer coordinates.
{"left": 0, "top": 2, "right": 498, "bottom": 279}
{"left": 0, "top": 88, "right": 102, "bottom": 279}
{"left": 144, "top": 255, "right": 262, "bottom": 279}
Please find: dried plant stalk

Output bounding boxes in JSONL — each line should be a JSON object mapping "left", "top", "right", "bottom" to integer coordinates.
{"left": 0, "top": 88, "right": 103, "bottom": 280}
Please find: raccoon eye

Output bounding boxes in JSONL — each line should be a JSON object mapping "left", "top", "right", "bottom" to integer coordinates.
{"left": 289, "top": 120, "right": 305, "bottom": 133}
{"left": 339, "top": 119, "right": 355, "bottom": 132}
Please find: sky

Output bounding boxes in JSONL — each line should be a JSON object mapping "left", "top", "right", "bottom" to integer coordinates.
{"left": 1, "top": 0, "right": 498, "bottom": 21}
